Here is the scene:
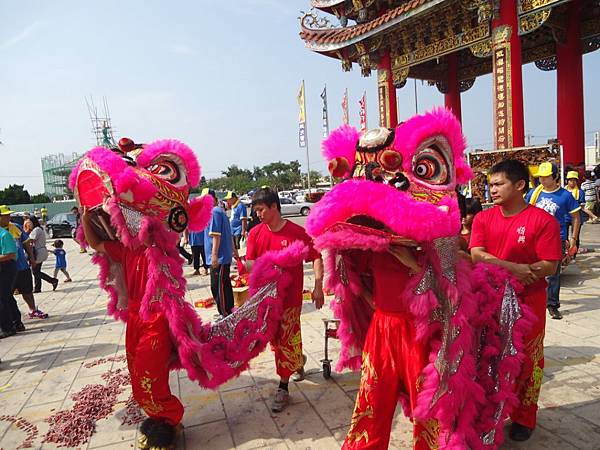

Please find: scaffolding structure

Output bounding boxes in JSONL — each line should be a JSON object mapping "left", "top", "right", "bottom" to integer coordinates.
{"left": 41, "top": 152, "right": 82, "bottom": 200}
{"left": 40, "top": 97, "right": 118, "bottom": 200}
{"left": 86, "top": 96, "right": 117, "bottom": 148}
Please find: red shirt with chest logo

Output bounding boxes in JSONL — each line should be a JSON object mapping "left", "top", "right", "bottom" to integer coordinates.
{"left": 469, "top": 205, "right": 561, "bottom": 295}
{"left": 246, "top": 221, "right": 320, "bottom": 307}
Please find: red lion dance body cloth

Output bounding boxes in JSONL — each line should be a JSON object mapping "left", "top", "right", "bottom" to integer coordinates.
{"left": 70, "top": 139, "right": 306, "bottom": 449}
{"left": 305, "top": 109, "right": 534, "bottom": 449}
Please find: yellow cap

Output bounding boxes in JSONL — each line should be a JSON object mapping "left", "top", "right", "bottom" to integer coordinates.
{"left": 533, "top": 162, "right": 556, "bottom": 177}
{"left": 0, "top": 205, "right": 14, "bottom": 215}
{"left": 224, "top": 191, "right": 235, "bottom": 200}
{"left": 566, "top": 171, "right": 579, "bottom": 180}
{"left": 200, "top": 188, "right": 209, "bottom": 196}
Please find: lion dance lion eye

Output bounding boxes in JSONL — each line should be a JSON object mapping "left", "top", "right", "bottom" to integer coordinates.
{"left": 413, "top": 147, "right": 449, "bottom": 185}
{"left": 149, "top": 161, "right": 181, "bottom": 184}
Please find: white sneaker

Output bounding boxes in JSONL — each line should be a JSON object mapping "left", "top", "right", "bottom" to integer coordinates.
{"left": 291, "top": 354, "right": 307, "bottom": 382}
{"left": 271, "top": 388, "right": 290, "bottom": 413}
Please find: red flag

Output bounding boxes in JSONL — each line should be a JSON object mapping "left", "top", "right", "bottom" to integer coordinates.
{"left": 341, "top": 88, "right": 349, "bottom": 125}
{"left": 359, "top": 91, "right": 367, "bottom": 132}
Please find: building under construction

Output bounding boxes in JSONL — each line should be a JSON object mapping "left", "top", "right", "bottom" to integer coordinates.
{"left": 41, "top": 153, "right": 82, "bottom": 200}
{"left": 40, "top": 97, "right": 118, "bottom": 200}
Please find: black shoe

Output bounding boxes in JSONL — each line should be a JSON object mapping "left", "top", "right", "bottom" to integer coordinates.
{"left": 33, "top": 289, "right": 41, "bottom": 294}
{"left": 15, "top": 322, "right": 26, "bottom": 332}
{"left": 509, "top": 422, "right": 533, "bottom": 441}
{"left": 547, "top": 306, "right": 563, "bottom": 320}
{"left": 0, "top": 329, "right": 16, "bottom": 339}
{"left": 52, "top": 279, "right": 59, "bottom": 291}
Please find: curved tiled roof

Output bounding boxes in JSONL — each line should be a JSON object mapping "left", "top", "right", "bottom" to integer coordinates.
{"left": 300, "top": 0, "right": 436, "bottom": 51}
{"left": 311, "top": 0, "right": 345, "bottom": 8}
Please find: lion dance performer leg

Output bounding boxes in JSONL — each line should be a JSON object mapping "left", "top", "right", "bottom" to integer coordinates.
{"left": 305, "top": 109, "right": 535, "bottom": 449}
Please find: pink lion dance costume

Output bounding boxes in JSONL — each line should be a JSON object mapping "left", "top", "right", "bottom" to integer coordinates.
{"left": 70, "top": 139, "right": 306, "bottom": 449}
{"left": 306, "top": 109, "right": 534, "bottom": 449}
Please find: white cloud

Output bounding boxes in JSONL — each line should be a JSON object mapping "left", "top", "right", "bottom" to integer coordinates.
{"left": 0, "top": 21, "right": 41, "bottom": 50}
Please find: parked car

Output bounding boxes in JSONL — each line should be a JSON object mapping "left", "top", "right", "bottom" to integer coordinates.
{"left": 279, "top": 197, "right": 311, "bottom": 216}
{"left": 46, "top": 213, "right": 77, "bottom": 238}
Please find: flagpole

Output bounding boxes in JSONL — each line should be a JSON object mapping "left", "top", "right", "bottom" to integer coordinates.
{"left": 303, "top": 80, "right": 311, "bottom": 194}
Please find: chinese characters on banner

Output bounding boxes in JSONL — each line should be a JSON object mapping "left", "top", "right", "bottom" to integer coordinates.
{"left": 492, "top": 26, "right": 513, "bottom": 150}
{"left": 297, "top": 80, "right": 307, "bottom": 148}
{"left": 359, "top": 91, "right": 367, "bottom": 133}
{"left": 341, "top": 88, "right": 349, "bottom": 125}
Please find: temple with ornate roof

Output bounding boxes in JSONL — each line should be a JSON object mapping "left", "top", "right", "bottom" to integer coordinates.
{"left": 299, "top": 0, "right": 600, "bottom": 165}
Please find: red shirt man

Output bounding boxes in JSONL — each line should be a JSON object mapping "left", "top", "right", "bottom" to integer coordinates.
{"left": 469, "top": 160, "right": 560, "bottom": 442}
{"left": 246, "top": 220, "right": 320, "bottom": 307}
{"left": 246, "top": 187, "right": 324, "bottom": 414}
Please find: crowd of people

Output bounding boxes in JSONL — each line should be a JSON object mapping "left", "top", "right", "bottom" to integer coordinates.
{"left": 1, "top": 157, "right": 599, "bottom": 447}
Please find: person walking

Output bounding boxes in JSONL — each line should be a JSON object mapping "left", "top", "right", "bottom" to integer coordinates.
{"left": 525, "top": 162, "right": 580, "bottom": 320}
{"left": 470, "top": 160, "right": 561, "bottom": 441}
{"left": 225, "top": 192, "right": 248, "bottom": 250}
{"left": 71, "top": 206, "right": 87, "bottom": 253}
{"left": 580, "top": 171, "right": 600, "bottom": 223}
{"left": 205, "top": 190, "right": 237, "bottom": 318}
{"left": 1, "top": 207, "right": 48, "bottom": 319}
{"left": 40, "top": 206, "right": 48, "bottom": 225}
{"left": 24, "top": 216, "right": 59, "bottom": 293}
{"left": 176, "top": 231, "right": 193, "bottom": 265}
{"left": 189, "top": 229, "right": 208, "bottom": 276}
{"left": 0, "top": 206, "right": 25, "bottom": 338}
{"left": 50, "top": 240, "right": 72, "bottom": 282}
{"left": 245, "top": 187, "right": 324, "bottom": 413}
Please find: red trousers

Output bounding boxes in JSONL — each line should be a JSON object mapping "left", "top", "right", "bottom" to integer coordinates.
{"left": 270, "top": 306, "right": 304, "bottom": 380}
{"left": 510, "top": 289, "right": 547, "bottom": 429}
{"left": 343, "top": 310, "right": 437, "bottom": 450}
{"left": 126, "top": 311, "right": 184, "bottom": 426}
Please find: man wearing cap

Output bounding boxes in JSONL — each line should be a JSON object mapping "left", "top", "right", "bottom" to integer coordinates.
{"left": 526, "top": 162, "right": 581, "bottom": 320}
{"left": 205, "top": 190, "right": 237, "bottom": 317}
{"left": 0, "top": 205, "right": 25, "bottom": 338}
{"left": 2, "top": 207, "right": 48, "bottom": 319}
{"left": 225, "top": 191, "right": 247, "bottom": 250}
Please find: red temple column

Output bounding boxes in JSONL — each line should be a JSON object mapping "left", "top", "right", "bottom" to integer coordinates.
{"left": 557, "top": 0, "right": 584, "bottom": 166}
{"left": 491, "top": 0, "right": 525, "bottom": 149}
{"left": 444, "top": 53, "right": 462, "bottom": 122}
{"left": 378, "top": 52, "right": 398, "bottom": 128}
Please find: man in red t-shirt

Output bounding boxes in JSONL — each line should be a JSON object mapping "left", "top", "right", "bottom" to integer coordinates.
{"left": 246, "top": 187, "right": 324, "bottom": 413}
{"left": 470, "top": 160, "right": 561, "bottom": 442}
{"left": 81, "top": 207, "right": 184, "bottom": 431}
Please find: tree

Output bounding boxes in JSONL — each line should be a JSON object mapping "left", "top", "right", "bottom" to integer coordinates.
{"left": 31, "top": 193, "right": 51, "bottom": 204}
{"left": 0, "top": 184, "right": 31, "bottom": 205}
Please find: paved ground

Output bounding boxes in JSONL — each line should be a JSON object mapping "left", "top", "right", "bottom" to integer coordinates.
{"left": 1, "top": 223, "right": 599, "bottom": 449}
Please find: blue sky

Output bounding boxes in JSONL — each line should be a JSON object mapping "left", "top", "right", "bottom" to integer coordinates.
{"left": 1, "top": 0, "right": 599, "bottom": 194}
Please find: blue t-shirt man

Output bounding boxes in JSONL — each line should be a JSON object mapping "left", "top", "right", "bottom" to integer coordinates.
{"left": 525, "top": 187, "right": 581, "bottom": 240}
{"left": 0, "top": 226, "right": 17, "bottom": 260}
{"left": 6, "top": 223, "right": 30, "bottom": 271}
{"left": 205, "top": 206, "right": 233, "bottom": 266}
{"left": 189, "top": 229, "right": 205, "bottom": 247}
{"left": 230, "top": 201, "right": 248, "bottom": 236}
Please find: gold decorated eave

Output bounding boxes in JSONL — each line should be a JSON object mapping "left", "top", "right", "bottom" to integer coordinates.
{"left": 300, "top": 0, "right": 600, "bottom": 85}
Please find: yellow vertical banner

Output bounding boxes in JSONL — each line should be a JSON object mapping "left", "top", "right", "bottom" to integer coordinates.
{"left": 297, "top": 80, "right": 306, "bottom": 124}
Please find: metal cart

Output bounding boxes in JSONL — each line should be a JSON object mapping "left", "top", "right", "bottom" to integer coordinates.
{"left": 321, "top": 318, "right": 340, "bottom": 379}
